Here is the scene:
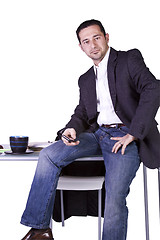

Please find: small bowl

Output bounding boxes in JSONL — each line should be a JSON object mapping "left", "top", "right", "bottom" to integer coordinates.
{"left": 10, "top": 136, "right": 29, "bottom": 153}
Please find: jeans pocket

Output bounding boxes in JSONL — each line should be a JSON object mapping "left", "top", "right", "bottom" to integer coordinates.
{"left": 119, "top": 126, "right": 129, "bottom": 135}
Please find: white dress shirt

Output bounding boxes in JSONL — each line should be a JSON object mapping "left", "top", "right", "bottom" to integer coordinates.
{"left": 94, "top": 47, "right": 122, "bottom": 126}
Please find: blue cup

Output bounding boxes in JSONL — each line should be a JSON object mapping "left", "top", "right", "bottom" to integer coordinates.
{"left": 10, "top": 136, "right": 29, "bottom": 153}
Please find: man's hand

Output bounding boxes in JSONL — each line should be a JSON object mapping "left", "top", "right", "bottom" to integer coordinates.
{"left": 111, "top": 134, "right": 137, "bottom": 155}
{"left": 62, "top": 128, "right": 80, "bottom": 146}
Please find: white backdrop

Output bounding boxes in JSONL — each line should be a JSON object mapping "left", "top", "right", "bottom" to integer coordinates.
{"left": 0, "top": 0, "right": 159, "bottom": 240}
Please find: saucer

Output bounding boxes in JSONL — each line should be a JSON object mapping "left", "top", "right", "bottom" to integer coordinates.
{"left": 5, "top": 149, "right": 34, "bottom": 155}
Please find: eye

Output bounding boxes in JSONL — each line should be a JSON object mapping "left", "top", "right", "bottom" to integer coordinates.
{"left": 83, "top": 40, "right": 89, "bottom": 45}
{"left": 95, "top": 36, "right": 100, "bottom": 41}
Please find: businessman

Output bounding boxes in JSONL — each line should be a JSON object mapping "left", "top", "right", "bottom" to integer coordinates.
{"left": 21, "top": 19, "right": 160, "bottom": 240}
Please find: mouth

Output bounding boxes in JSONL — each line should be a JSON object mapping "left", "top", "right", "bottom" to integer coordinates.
{"left": 91, "top": 49, "right": 100, "bottom": 54}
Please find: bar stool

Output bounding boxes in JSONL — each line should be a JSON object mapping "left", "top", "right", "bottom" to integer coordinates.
{"left": 52, "top": 155, "right": 160, "bottom": 240}
{"left": 57, "top": 175, "right": 105, "bottom": 240}
{"left": 143, "top": 164, "right": 160, "bottom": 240}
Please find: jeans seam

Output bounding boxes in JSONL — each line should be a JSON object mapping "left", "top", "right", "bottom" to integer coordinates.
{"left": 121, "top": 207, "right": 128, "bottom": 240}
{"left": 41, "top": 169, "right": 61, "bottom": 228}
{"left": 92, "top": 132, "right": 100, "bottom": 144}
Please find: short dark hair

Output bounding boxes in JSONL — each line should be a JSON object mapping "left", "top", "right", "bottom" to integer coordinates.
{"left": 76, "top": 19, "right": 106, "bottom": 43}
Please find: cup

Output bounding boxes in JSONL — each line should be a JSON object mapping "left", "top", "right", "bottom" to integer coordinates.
{"left": 10, "top": 136, "right": 29, "bottom": 153}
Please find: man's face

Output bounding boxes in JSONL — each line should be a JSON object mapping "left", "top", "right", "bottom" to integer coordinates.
{"left": 79, "top": 25, "right": 109, "bottom": 66}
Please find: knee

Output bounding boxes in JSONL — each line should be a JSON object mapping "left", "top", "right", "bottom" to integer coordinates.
{"left": 38, "top": 141, "right": 63, "bottom": 169}
{"left": 38, "top": 148, "right": 50, "bottom": 165}
{"left": 39, "top": 147, "right": 49, "bottom": 159}
{"left": 104, "top": 190, "right": 128, "bottom": 215}
{"left": 104, "top": 196, "right": 128, "bottom": 225}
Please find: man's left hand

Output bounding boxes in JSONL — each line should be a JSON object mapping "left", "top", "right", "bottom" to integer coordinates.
{"left": 111, "top": 134, "right": 137, "bottom": 155}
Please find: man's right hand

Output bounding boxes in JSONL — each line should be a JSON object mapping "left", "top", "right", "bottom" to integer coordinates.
{"left": 62, "top": 128, "right": 80, "bottom": 146}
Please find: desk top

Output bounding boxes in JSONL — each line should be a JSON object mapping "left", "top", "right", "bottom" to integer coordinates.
{"left": 0, "top": 151, "right": 39, "bottom": 161}
{"left": 0, "top": 151, "right": 103, "bottom": 162}
{"left": 0, "top": 143, "right": 103, "bottom": 161}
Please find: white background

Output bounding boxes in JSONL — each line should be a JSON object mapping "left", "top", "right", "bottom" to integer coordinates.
{"left": 0, "top": 0, "right": 159, "bottom": 239}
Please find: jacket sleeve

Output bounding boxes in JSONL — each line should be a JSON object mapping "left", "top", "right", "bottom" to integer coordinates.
{"left": 57, "top": 76, "right": 90, "bottom": 139}
{"left": 65, "top": 98, "right": 89, "bottom": 136}
{"left": 127, "top": 49, "right": 160, "bottom": 140}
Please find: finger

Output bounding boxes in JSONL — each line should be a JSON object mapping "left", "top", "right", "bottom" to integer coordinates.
{"left": 70, "top": 140, "right": 80, "bottom": 146}
{"left": 68, "top": 128, "right": 77, "bottom": 140}
{"left": 112, "top": 143, "right": 116, "bottom": 153}
{"left": 62, "top": 135, "right": 80, "bottom": 145}
{"left": 111, "top": 137, "right": 123, "bottom": 141}
{"left": 112, "top": 142, "right": 122, "bottom": 153}
{"left": 70, "top": 131, "right": 77, "bottom": 140}
{"left": 121, "top": 138, "right": 132, "bottom": 154}
{"left": 121, "top": 138, "right": 132, "bottom": 155}
{"left": 62, "top": 138, "right": 71, "bottom": 145}
{"left": 121, "top": 144, "right": 127, "bottom": 155}
{"left": 62, "top": 135, "right": 71, "bottom": 145}
{"left": 63, "top": 139, "right": 80, "bottom": 146}
{"left": 113, "top": 145, "right": 120, "bottom": 154}
{"left": 63, "top": 128, "right": 77, "bottom": 140}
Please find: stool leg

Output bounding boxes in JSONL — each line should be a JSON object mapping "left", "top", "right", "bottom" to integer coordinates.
{"left": 98, "top": 189, "right": 102, "bottom": 240}
{"left": 158, "top": 168, "right": 160, "bottom": 220}
{"left": 143, "top": 165, "right": 150, "bottom": 240}
{"left": 60, "top": 190, "right": 65, "bottom": 227}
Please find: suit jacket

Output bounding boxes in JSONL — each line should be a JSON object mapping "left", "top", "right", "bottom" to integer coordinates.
{"left": 62, "top": 48, "right": 160, "bottom": 169}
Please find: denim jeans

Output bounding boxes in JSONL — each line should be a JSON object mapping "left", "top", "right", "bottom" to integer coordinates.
{"left": 21, "top": 126, "right": 140, "bottom": 240}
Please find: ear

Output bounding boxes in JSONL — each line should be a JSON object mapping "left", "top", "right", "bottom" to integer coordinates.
{"left": 79, "top": 43, "right": 84, "bottom": 52}
{"left": 105, "top": 33, "right": 109, "bottom": 43}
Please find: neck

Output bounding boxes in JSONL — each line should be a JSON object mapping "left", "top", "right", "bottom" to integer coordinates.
{"left": 93, "top": 46, "right": 109, "bottom": 66}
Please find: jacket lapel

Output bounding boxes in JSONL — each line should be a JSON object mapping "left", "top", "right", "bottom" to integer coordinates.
{"left": 85, "top": 67, "right": 97, "bottom": 119}
{"left": 84, "top": 48, "right": 118, "bottom": 120}
{"left": 107, "top": 48, "right": 118, "bottom": 108}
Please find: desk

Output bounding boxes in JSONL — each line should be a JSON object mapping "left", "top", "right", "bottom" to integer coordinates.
{"left": 0, "top": 150, "right": 105, "bottom": 223}
{"left": 0, "top": 151, "right": 103, "bottom": 162}
{"left": 0, "top": 151, "right": 39, "bottom": 161}
{"left": 1, "top": 148, "right": 159, "bottom": 240}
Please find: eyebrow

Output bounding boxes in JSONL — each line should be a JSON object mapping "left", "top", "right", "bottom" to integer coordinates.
{"left": 93, "top": 34, "right": 101, "bottom": 38}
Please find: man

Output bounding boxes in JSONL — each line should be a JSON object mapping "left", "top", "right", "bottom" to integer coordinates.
{"left": 21, "top": 19, "right": 160, "bottom": 240}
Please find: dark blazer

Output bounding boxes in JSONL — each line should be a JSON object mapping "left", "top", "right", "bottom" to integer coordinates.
{"left": 63, "top": 48, "right": 160, "bottom": 169}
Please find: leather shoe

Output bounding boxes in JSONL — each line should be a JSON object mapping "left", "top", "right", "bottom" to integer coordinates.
{"left": 21, "top": 228, "right": 54, "bottom": 240}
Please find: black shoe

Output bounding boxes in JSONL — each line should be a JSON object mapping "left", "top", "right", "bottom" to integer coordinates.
{"left": 21, "top": 228, "right": 54, "bottom": 240}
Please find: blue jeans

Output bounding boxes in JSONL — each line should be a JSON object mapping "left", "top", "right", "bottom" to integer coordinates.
{"left": 21, "top": 126, "right": 140, "bottom": 240}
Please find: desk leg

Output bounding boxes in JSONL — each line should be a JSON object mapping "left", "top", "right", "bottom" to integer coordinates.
{"left": 143, "top": 164, "right": 150, "bottom": 240}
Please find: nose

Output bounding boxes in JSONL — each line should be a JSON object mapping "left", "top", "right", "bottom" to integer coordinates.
{"left": 90, "top": 39, "right": 97, "bottom": 48}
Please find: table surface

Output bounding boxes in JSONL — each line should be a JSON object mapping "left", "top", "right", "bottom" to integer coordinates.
{"left": 0, "top": 152, "right": 103, "bottom": 161}
{"left": 0, "top": 151, "right": 39, "bottom": 161}
{"left": 0, "top": 143, "right": 103, "bottom": 161}
{"left": 0, "top": 151, "right": 103, "bottom": 161}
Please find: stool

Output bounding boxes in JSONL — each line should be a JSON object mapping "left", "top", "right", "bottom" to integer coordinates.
{"left": 52, "top": 155, "right": 160, "bottom": 240}
{"left": 143, "top": 165, "right": 160, "bottom": 240}
{"left": 57, "top": 175, "right": 105, "bottom": 240}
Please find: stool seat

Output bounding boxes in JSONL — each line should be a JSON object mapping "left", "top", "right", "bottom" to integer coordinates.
{"left": 57, "top": 176, "right": 105, "bottom": 191}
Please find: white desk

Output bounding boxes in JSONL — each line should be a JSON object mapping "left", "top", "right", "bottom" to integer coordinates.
{"left": 0, "top": 150, "right": 104, "bottom": 162}
{"left": 0, "top": 151, "right": 39, "bottom": 161}
{"left": 0, "top": 147, "right": 159, "bottom": 240}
